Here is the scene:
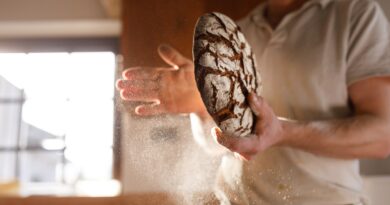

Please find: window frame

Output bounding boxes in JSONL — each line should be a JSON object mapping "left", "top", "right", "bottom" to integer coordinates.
{"left": 0, "top": 37, "right": 122, "bottom": 189}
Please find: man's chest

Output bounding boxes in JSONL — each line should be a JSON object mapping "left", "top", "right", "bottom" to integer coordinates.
{"left": 238, "top": 9, "right": 352, "bottom": 119}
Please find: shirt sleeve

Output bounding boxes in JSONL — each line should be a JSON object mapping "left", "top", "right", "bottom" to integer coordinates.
{"left": 189, "top": 113, "right": 228, "bottom": 156}
{"left": 346, "top": 0, "right": 390, "bottom": 85}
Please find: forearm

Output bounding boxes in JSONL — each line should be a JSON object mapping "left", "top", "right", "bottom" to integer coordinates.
{"left": 282, "top": 114, "right": 390, "bottom": 159}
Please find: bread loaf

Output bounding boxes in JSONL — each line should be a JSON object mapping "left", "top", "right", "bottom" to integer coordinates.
{"left": 193, "top": 12, "right": 261, "bottom": 137}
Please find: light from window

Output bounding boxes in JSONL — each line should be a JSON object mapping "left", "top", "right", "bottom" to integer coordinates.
{"left": 0, "top": 52, "right": 119, "bottom": 196}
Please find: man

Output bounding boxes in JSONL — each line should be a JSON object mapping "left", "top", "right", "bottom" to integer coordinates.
{"left": 116, "top": 0, "right": 390, "bottom": 204}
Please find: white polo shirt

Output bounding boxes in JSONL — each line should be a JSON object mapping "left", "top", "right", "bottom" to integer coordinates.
{"left": 191, "top": 0, "right": 390, "bottom": 204}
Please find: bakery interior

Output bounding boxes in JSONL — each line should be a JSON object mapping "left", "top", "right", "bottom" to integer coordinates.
{"left": 0, "top": 0, "right": 390, "bottom": 204}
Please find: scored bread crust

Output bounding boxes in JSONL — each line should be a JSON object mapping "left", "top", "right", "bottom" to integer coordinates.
{"left": 193, "top": 12, "right": 261, "bottom": 137}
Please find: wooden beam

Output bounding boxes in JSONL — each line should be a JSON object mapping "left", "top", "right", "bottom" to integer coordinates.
{"left": 0, "top": 20, "right": 120, "bottom": 39}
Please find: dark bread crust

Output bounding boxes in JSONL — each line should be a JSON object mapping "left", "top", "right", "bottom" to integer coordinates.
{"left": 193, "top": 12, "right": 261, "bottom": 137}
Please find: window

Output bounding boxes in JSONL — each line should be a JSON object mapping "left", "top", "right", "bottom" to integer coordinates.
{"left": 0, "top": 52, "right": 120, "bottom": 196}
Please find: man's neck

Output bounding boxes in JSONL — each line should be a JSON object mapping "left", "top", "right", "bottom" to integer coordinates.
{"left": 265, "top": 0, "right": 308, "bottom": 29}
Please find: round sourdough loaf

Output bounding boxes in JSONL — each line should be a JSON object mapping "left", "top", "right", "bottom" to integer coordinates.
{"left": 193, "top": 12, "right": 261, "bottom": 137}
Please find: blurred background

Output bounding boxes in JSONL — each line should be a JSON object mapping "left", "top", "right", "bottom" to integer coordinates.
{"left": 0, "top": 0, "right": 389, "bottom": 205}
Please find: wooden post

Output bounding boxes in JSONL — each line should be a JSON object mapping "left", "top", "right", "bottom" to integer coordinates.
{"left": 121, "top": 0, "right": 262, "bottom": 68}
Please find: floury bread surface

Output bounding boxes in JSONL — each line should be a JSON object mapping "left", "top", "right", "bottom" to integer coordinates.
{"left": 193, "top": 12, "right": 261, "bottom": 137}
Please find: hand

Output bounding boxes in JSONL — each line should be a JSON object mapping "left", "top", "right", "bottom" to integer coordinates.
{"left": 116, "top": 44, "right": 207, "bottom": 116}
{"left": 212, "top": 93, "right": 287, "bottom": 160}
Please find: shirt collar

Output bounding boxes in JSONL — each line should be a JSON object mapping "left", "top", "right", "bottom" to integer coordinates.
{"left": 250, "top": 0, "right": 333, "bottom": 26}
{"left": 315, "top": 0, "right": 332, "bottom": 9}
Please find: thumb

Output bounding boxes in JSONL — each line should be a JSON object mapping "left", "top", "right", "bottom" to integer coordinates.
{"left": 135, "top": 103, "right": 165, "bottom": 116}
{"left": 248, "top": 92, "right": 267, "bottom": 119}
{"left": 158, "top": 44, "right": 191, "bottom": 69}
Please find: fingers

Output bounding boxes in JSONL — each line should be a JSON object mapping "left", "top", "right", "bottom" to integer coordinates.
{"left": 120, "top": 88, "right": 159, "bottom": 102}
{"left": 211, "top": 127, "right": 259, "bottom": 155}
{"left": 122, "top": 67, "right": 169, "bottom": 80}
{"left": 116, "top": 79, "right": 159, "bottom": 90}
{"left": 158, "top": 44, "right": 191, "bottom": 68}
{"left": 248, "top": 92, "right": 277, "bottom": 132}
{"left": 117, "top": 69, "right": 161, "bottom": 102}
{"left": 117, "top": 44, "right": 189, "bottom": 116}
{"left": 238, "top": 153, "right": 254, "bottom": 161}
{"left": 121, "top": 45, "right": 187, "bottom": 82}
{"left": 209, "top": 95, "right": 279, "bottom": 160}
{"left": 135, "top": 103, "right": 165, "bottom": 116}
{"left": 248, "top": 92, "right": 264, "bottom": 117}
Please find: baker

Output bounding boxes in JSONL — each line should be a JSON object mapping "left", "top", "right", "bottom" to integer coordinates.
{"left": 116, "top": 0, "right": 390, "bottom": 204}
